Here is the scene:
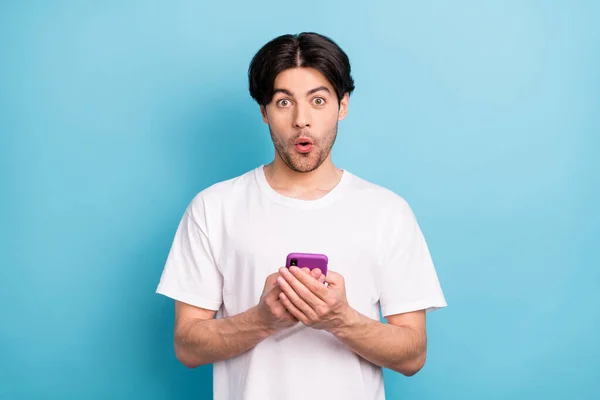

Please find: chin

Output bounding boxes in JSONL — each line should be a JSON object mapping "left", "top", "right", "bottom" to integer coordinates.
{"left": 285, "top": 154, "right": 323, "bottom": 173}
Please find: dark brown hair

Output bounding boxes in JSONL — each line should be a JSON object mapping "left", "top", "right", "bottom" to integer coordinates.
{"left": 248, "top": 32, "right": 355, "bottom": 106}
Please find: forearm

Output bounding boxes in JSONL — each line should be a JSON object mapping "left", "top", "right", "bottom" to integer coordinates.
{"left": 331, "top": 309, "right": 426, "bottom": 376}
{"left": 175, "top": 306, "right": 272, "bottom": 368}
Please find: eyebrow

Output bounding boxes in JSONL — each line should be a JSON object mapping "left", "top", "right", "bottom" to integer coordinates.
{"left": 272, "top": 86, "right": 331, "bottom": 98}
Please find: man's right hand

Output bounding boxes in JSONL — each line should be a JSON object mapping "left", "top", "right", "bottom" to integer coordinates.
{"left": 256, "top": 268, "right": 325, "bottom": 333}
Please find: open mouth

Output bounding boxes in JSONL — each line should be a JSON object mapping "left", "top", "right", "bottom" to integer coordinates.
{"left": 294, "top": 138, "right": 313, "bottom": 153}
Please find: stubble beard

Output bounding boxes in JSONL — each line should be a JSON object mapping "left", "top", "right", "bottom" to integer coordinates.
{"left": 269, "top": 122, "right": 338, "bottom": 173}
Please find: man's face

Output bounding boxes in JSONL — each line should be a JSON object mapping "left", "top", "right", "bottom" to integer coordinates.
{"left": 261, "top": 67, "right": 349, "bottom": 173}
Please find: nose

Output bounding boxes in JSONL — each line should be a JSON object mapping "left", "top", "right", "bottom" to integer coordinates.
{"left": 293, "top": 103, "right": 311, "bottom": 129}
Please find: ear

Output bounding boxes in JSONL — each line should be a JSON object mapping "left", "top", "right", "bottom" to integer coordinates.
{"left": 338, "top": 93, "right": 349, "bottom": 121}
{"left": 260, "top": 105, "right": 269, "bottom": 124}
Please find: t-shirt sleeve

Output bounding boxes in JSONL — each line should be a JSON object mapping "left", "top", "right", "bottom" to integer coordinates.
{"left": 156, "top": 200, "right": 223, "bottom": 311}
{"left": 379, "top": 199, "right": 447, "bottom": 317}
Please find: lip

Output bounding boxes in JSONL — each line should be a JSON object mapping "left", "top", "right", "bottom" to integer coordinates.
{"left": 294, "top": 138, "right": 313, "bottom": 154}
{"left": 294, "top": 137, "right": 313, "bottom": 146}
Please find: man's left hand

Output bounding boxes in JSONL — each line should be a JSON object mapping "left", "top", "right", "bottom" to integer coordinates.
{"left": 276, "top": 266, "right": 354, "bottom": 332}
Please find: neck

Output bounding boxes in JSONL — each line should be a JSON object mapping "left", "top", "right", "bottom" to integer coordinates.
{"left": 263, "top": 154, "right": 343, "bottom": 198}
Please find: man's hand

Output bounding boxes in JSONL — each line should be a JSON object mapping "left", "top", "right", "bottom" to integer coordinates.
{"left": 275, "top": 267, "right": 427, "bottom": 376}
{"left": 171, "top": 268, "right": 325, "bottom": 368}
{"left": 276, "top": 267, "right": 354, "bottom": 332}
{"left": 256, "top": 268, "right": 326, "bottom": 333}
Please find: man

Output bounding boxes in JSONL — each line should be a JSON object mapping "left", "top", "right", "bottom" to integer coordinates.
{"left": 156, "top": 32, "right": 447, "bottom": 400}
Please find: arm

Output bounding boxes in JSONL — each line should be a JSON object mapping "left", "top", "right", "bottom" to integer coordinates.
{"left": 276, "top": 267, "right": 428, "bottom": 376}
{"left": 174, "top": 301, "right": 271, "bottom": 368}
{"left": 173, "top": 271, "right": 306, "bottom": 368}
{"left": 329, "top": 200, "right": 444, "bottom": 375}
{"left": 330, "top": 309, "right": 427, "bottom": 376}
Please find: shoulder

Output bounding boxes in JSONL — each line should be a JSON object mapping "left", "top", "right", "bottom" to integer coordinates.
{"left": 346, "top": 173, "right": 425, "bottom": 244}
{"left": 346, "top": 171, "right": 413, "bottom": 215}
{"left": 186, "top": 167, "right": 257, "bottom": 216}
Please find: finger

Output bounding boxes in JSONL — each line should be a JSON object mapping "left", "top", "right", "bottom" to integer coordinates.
{"left": 279, "top": 292, "right": 308, "bottom": 324}
{"left": 276, "top": 274, "right": 318, "bottom": 318}
{"left": 266, "top": 280, "right": 283, "bottom": 300}
{"left": 301, "top": 267, "right": 311, "bottom": 274}
{"left": 283, "top": 305, "right": 298, "bottom": 320}
{"left": 284, "top": 266, "right": 329, "bottom": 303}
{"left": 310, "top": 268, "right": 326, "bottom": 284}
{"left": 279, "top": 267, "right": 326, "bottom": 307}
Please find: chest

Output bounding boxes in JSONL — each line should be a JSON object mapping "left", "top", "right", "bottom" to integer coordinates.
{"left": 215, "top": 205, "right": 384, "bottom": 317}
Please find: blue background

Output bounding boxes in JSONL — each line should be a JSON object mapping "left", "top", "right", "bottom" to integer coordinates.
{"left": 1, "top": 1, "right": 599, "bottom": 399}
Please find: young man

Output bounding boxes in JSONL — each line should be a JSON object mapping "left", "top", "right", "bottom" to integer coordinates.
{"left": 156, "top": 32, "right": 447, "bottom": 400}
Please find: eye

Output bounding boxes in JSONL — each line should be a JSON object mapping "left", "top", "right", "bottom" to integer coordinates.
{"left": 312, "top": 97, "right": 325, "bottom": 106}
{"left": 277, "top": 99, "right": 292, "bottom": 107}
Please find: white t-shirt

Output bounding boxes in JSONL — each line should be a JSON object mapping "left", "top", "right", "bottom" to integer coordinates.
{"left": 156, "top": 165, "right": 447, "bottom": 400}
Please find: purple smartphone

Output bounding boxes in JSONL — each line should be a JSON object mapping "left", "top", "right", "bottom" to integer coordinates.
{"left": 285, "top": 252, "right": 328, "bottom": 276}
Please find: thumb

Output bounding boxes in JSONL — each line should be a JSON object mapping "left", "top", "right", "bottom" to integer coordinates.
{"left": 324, "top": 270, "right": 344, "bottom": 287}
{"left": 263, "top": 271, "right": 280, "bottom": 290}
